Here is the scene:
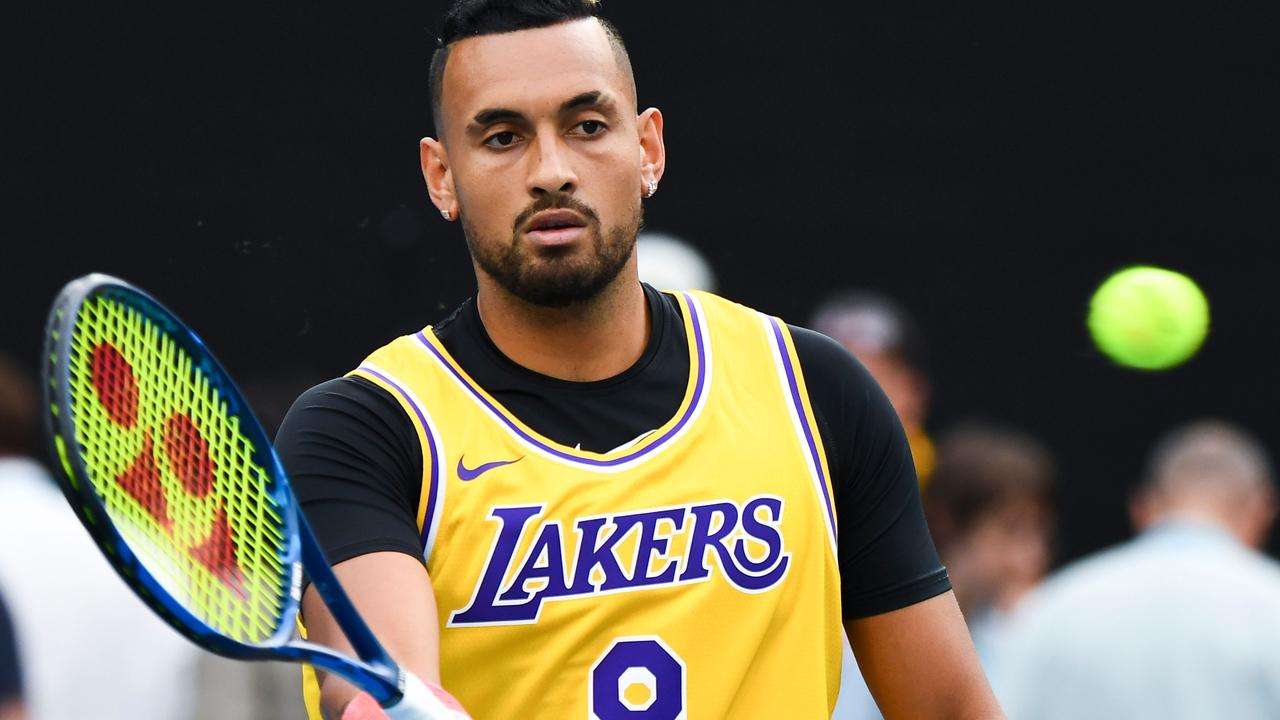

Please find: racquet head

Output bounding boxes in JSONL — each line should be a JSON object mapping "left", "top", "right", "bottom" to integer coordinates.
{"left": 42, "top": 274, "right": 470, "bottom": 719}
{"left": 42, "top": 273, "right": 303, "bottom": 654}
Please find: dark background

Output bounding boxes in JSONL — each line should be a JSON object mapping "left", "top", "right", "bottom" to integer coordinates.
{"left": 4, "top": 3, "right": 1277, "bottom": 562}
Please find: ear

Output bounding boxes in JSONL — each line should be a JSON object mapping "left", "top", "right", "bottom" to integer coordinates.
{"left": 1243, "top": 485, "right": 1278, "bottom": 549}
{"left": 420, "top": 136, "right": 458, "bottom": 220}
{"left": 636, "top": 107, "right": 666, "bottom": 196}
{"left": 1128, "top": 488, "right": 1159, "bottom": 533}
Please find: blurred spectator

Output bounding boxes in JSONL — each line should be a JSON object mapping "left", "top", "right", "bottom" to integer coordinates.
{"left": 636, "top": 231, "right": 717, "bottom": 292}
{"left": 810, "top": 292, "right": 935, "bottom": 485}
{"left": 0, "top": 588, "right": 23, "bottom": 720}
{"left": 1001, "top": 419, "right": 1280, "bottom": 720}
{"left": 924, "top": 422, "right": 1056, "bottom": 691}
{"left": 0, "top": 353, "right": 201, "bottom": 719}
{"left": 832, "top": 421, "right": 1055, "bottom": 719}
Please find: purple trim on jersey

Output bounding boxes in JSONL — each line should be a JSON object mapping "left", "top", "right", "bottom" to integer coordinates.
{"left": 768, "top": 317, "right": 839, "bottom": 539}
{"left": 357, "top": 365, "right": 442, "bottom": 553}
{"left": 412, "top": 292, "right": 708, "bottom": 468}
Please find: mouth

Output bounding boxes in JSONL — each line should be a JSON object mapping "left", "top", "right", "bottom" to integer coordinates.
{"left": 523, "top": 209, "right": 588, "bottom": 246}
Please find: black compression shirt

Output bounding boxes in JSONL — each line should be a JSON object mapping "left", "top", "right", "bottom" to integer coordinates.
{"left": 276, "top": 284, "right": 950, "bottom": 619}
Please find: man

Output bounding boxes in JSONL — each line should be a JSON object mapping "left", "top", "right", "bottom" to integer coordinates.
{"left": 0, "top": 589, "right": 23, "bottom": 720}
{"left": 278, "top": 2, "right": 1002, "bottom": 718}
{"left": 1000, "top": 420, "right": 1280, "bottom": 719}
{"left": 0, "top": 354, "right": 201, "bottom": 719}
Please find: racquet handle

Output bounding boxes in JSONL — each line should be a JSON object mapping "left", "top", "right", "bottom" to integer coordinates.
{"left": 383, "top": 673, "right": 471, "bottom": 720}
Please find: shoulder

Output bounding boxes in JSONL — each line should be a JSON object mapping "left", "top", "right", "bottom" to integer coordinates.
{"left": 685, "top": 292, "right": 879, "bottom": 394}
{"left": 277, "top": 375, "right": 414, "bottom": 448}
{"left": 1204, "top": 537, "right": 1280, "bottom": 601}
{"left": 788, "top": 324, "right": 873, "bottom": 386}
{"left": 287, "top": 375, "right": 400, "bottom": 415}
{"left": 785, "top": 323, "right": 886, "bottom": 423}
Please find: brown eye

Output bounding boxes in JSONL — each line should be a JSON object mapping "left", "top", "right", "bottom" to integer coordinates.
{"left": 484, "top": 131, "right": 520, "bottom": 148}
{"left": 575, "top": 120, "right": 606, "bottom": 136}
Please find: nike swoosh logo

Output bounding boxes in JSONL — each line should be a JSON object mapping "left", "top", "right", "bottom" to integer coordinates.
{"left": 457, "top": 455, "right": 522, "bottom": 481}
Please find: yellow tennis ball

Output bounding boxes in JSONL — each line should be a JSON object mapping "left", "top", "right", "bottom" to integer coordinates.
{"left": 1087, "top": 266, "right": 1209, "bottom": 370}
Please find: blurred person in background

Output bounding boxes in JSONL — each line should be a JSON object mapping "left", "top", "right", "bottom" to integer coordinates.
{"left": 811, "top": 291, "right": 935, "bottom": 486}
{"left": 635, "top": 231, "right": 717, "bottom": 292}
{"left": 0, "top": 353, "right": 201, "bottom": 719}
{"left": 1001, "top": 419, "right": 1280, "bottom": 720}
{"left": 924, "top": 422, "right": 1056, "bottom": 693}
{"left": 832, "top": 421, "right": 1055, "bottom": 719}
{"left": 0, "top": 588, "right": 24, "bottom": 720}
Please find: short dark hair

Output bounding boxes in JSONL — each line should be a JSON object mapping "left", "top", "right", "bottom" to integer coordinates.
{"left": 924, "top": 421, "right": 1056, "bottom": 553}
{"left": 428, "top": 0, "right": 633, "bottom": 136}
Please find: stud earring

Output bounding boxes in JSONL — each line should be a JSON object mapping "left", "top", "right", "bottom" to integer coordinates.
{"left": 645, "top": 180, "right": 658, "bottom": 198}
{"left": 441, "top": 209, "right": 451, "bottom": 221}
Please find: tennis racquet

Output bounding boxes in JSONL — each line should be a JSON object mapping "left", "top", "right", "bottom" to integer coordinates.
{"left": 41, "top": 273, "right": 467, "bottom": 720}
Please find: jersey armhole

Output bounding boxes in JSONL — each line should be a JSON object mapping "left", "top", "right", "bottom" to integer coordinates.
{"left": 760, "top": 315, "right": 840, "bottom": 555}
{"left": 348, "top": 363, "right": 447, "bottom": 564}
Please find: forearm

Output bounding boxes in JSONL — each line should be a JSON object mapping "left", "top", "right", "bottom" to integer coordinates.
{"left": 303, "top": 552, "right": 444, "bottom": 719}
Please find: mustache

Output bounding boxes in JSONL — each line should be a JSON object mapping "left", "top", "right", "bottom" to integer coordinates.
{"left": 512, "top": 192, "right": 600, "bottom": 234}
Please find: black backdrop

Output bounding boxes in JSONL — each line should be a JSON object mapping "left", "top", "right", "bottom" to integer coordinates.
{"left": 4, "top": 3, "right": 1277, "bottom": 562}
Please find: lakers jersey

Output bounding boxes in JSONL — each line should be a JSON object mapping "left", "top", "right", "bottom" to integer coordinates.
{"left": 304, "top": 291, "right": 843, "bottom": 719}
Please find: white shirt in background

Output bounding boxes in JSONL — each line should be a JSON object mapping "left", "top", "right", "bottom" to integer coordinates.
{"left": 1000, "top": 521, "right": 1280, "bottom": 720}
{"left": 0, "top": 457, "right": 201, "bottom": 720}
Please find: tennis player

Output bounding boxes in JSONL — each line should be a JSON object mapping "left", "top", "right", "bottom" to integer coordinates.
{"left": 279, "top": 1, "right": 1004, "bottom": 718}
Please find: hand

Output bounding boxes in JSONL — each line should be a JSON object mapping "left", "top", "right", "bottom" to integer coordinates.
{"left": 340, "top": 684, "right": 471, "bottom": 720}
{"left": 340, "top": 692, "right": 389, "bottom": 720}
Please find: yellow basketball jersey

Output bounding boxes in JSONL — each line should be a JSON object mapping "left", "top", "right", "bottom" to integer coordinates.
{"left": 303, "top": 291, "right": 843, "bottom": 719}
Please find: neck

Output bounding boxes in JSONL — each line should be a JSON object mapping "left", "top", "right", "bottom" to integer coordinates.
{"left": 475, "top": 268, "right": 649, "bottom": 382}
{"left": 1150, "top": 507, "right": 1254, "bottom": 546}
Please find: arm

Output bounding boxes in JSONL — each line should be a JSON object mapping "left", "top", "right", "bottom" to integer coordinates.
{"left": 302, "top": 552, "right": 443, "bottom": 719}
{"left": 276, "top": 378, "right": 446, "bottom": 719}
{"left": 846, "top": 591, "right": 1003, "bottom": 719}
{"left": 789, "top": 326, "right": 1002, "bottom": 717}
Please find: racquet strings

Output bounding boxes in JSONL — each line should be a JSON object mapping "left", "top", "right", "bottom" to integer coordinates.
{"left": 61, "top": 293, "right": 290, "bottom": 644}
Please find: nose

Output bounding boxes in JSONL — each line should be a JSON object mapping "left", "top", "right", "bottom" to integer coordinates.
{"left": 527, "top": 129, "right": 578, "bottom": 196}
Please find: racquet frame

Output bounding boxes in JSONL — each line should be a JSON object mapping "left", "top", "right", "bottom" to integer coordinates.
{"left": 42, "top": 274, "right": 410, "bottom": 707}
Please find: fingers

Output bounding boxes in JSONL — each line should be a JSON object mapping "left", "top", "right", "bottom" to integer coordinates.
{"left": 340, "top": 692, "right": 390, "bottom": 720}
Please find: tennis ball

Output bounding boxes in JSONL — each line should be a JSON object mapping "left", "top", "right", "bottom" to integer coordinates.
{"left": 1087, "top": 265, "right": 1209, "bottom": 370}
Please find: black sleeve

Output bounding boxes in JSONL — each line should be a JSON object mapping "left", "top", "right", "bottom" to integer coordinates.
{"left": 789, "top": 325, "right": 951, "bottom": 619}
{"left": 275, "top": 376, "right": 425, "bottom": 568}
{"left": 0, "top": 590, "right": 21, "bottom": 704}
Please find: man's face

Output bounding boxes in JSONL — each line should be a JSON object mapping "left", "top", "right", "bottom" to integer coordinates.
{"left": 434, "top": 19, "right": 650, "bottom": 307}
{"left": 961, "top": 499, "right": 1053, "bottom": 605}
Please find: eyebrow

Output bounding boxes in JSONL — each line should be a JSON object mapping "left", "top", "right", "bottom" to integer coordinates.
{"left": 561, "top": 90, "right": 614, "bottom": 114}
{"left": 466, "top": 90, "right": 618, "bottom": 135}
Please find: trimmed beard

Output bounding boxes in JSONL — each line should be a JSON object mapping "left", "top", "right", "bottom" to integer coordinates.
{"left": 464, "top": 192, "right": 641, "bottom": 308}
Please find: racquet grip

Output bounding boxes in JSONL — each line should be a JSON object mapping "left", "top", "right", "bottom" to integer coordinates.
{"left": 382, "top": 672, "right": 471, "bottom": 720}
